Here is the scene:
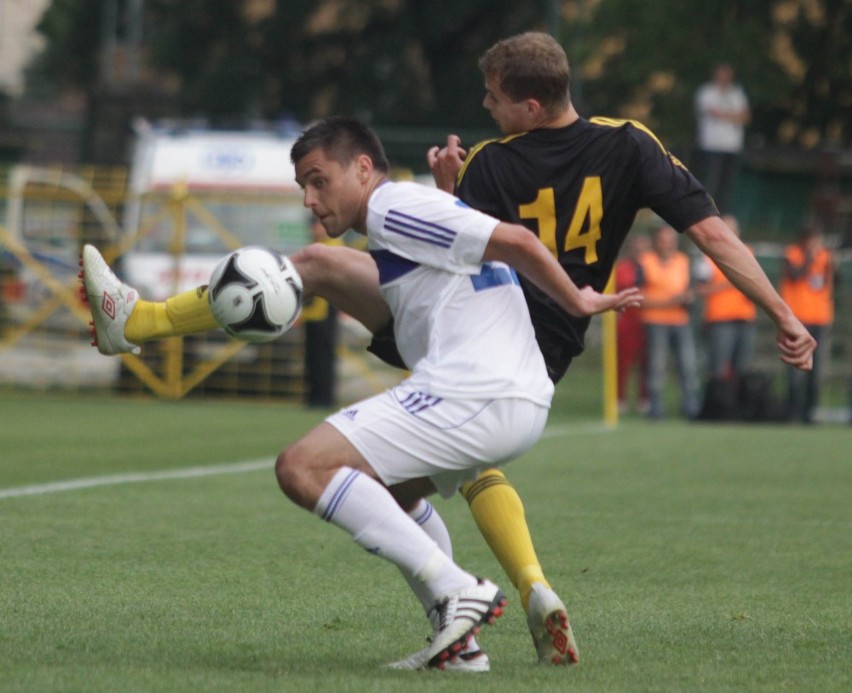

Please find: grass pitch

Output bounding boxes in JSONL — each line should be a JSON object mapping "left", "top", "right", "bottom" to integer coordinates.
{"left": 1, "top": 390, "right": 849, "bottom": 692}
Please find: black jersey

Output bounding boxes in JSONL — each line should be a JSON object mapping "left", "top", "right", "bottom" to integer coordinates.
{"left": 455, "top": 117, "right": 718, "bottom": 383}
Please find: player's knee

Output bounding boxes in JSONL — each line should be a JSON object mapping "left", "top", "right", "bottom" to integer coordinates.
{"left": 290, "top": 244, "right": 325, "bottom": 297}
{"left": 274, "top": 448, "right": 294, "bottom": 494}
{"left": 290, "top": 243, "right": 343, "bottom": 298}
{"left": 275, "top": 444, "right": 314, "bottom": 508}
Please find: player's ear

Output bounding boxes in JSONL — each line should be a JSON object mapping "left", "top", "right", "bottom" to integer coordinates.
{"left": 355, "top": 154, "right": 373, "bottom": 183}
{"left": 526, "top": 98, "right": 541, "bottom": 116}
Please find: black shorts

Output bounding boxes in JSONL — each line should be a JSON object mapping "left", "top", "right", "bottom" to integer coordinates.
{"left": 366, "top": 321, "right": 407, "bottom": 370}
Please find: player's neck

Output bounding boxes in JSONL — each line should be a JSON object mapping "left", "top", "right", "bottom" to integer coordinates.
{"left": 354, "top": 174, "right": 389, "bottom": 234}
{"left": 535, "top": 104, "right": 580, "bottom": 130}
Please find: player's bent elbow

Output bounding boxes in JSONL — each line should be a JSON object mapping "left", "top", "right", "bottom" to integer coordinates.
{"left": 515, "top": 225, "right": 547, "bottom": 257}
{"left": 486, "top": 222, "right": 538, "bottom": 265}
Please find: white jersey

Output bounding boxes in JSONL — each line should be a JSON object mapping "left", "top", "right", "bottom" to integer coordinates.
{"left": 366, "top": 181, "right": 553, "bottom": 406}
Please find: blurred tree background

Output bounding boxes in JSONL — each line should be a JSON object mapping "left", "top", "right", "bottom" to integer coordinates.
{"left": 18, "top": 0, "right": 852, "bottom": 169}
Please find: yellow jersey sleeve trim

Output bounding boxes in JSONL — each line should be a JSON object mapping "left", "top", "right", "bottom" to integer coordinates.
{"left": 589, "top": 116, "right": 687, "bottom": 169}
{"left": 456, "top": 132, "right": 528, "bottom": 187}
{"left": 589, "top": 116, "right": 666, "bottom": 151}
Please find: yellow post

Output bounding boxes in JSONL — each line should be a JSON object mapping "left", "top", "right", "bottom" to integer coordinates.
{"left": 602, "top": 270, "right": 619, "bottom": 427}
{"left": 162, "top": 182, "right": 189, "bottom": 398}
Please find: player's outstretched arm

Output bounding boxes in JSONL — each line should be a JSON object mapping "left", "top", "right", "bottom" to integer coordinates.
{"left": 686, "top": 216, "right": 816, "bottom": 370}
{"left": 483, "top": 222, "right": 643, "bottom": 317}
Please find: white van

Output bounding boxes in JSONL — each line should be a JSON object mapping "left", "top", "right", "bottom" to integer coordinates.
{"left": 121, "top": 123, "right": 309, "bottom": 300}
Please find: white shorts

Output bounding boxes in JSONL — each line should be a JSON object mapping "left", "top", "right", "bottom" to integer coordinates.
{"left": 326, "top": 385, "right": 549, "bottom": 498}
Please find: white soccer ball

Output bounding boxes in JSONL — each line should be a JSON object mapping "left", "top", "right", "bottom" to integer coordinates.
{"left": 208, "top": 247, "right": 303, "bottom": 343}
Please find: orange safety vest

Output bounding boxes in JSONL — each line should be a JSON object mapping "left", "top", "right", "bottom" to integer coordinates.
{"left": 703, "top": 257, "right": 757, "bottom": 323}
{"left": 638, "top": 250, "right": 691, "bottom": 326}
{"left": 780, "top": 246, "right": 834, "bottom": 325}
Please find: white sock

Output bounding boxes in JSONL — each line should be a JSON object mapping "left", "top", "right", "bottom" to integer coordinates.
{"left": 315, "top": 467, "right": 472, "bottom": 598}
{"left": 401, "top": 499, "right": 480, "bottom": 651}
{"left": 402, "top": 499, "right": 453, "bottom": 613}
{"left": 408, "top": 499, "right": 453, "bottom": 556}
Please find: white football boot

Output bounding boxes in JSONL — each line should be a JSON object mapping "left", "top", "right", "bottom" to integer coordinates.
{"left": 79, "top": 244, "right": 142, "bottom": 355}
{"left": 526, "top": 583, "right": 579, "bottom": 665}
{"left": 384, "top": 637, "right": 490, "bottom": 672}
{"left": 384, "top": 602, "right": 491, "bottom": 672}
{"left": 425, "top": 579, "right": 506, "bottom": 670}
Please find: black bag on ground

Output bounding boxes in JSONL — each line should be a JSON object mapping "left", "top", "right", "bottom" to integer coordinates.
{"left": 697, "top": 376, "right": 740, "bottom": 420}
{"left": 697, "top": 372, "right": 787, "bottom": 422}
{"left": 738, "top": 372, "right": 787, "bottom": 422}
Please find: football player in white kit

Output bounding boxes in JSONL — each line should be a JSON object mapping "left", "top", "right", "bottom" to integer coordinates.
{"left": 273, "top": 116, "right": 642, "bottom": 669}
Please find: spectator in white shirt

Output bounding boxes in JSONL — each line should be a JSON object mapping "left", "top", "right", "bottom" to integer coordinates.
{"left": 694, "top": 63, "right": 750, "bottom": 215}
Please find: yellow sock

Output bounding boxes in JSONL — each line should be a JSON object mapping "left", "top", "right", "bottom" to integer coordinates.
{"left": 165, "top": 286, "right": 219, "bottom": 333}
{"left": 461, "top": 469, "right": 551, "bottom": 612}
{"left": 125, "top": 287, "right": 218, "bottom": 343}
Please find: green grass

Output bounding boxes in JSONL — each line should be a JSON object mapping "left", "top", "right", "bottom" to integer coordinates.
{"left": 1, "top": 391, "right": 850, "bottom": 692}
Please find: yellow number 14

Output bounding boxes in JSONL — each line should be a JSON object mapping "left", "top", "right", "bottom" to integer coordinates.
{"left": 518, "top": 177, "right": 603, "bottom": 264}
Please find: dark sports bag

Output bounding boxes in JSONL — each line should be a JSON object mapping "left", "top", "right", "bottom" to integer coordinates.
{"left": 738, "top": 372, "right": 788, "bottom": 422}
{"left": 697, "top": 376, "right": 740, "bottom": 421}
{"left": 697, "top": 372, "right": 787, "bottom": 422}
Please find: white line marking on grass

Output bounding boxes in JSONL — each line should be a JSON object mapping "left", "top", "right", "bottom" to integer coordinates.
{"left": 0, "top": 422, "right": 613, "bottom": 501}
{"left": 0, "top": 459, "right": 272, "bottom": 500}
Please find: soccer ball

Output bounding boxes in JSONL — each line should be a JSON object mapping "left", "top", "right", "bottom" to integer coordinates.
{"left": 208, "top": 247, "right": 303, "bottom": 343}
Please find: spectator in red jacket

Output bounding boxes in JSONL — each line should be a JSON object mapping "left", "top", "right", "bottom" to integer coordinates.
{"left": 615, "top": 233, "right": 651, "bottom": 413}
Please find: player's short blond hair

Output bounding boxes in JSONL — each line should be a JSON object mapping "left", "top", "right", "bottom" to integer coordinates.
{"left": 479, "top": 32, "right": 571, "bottom": 112}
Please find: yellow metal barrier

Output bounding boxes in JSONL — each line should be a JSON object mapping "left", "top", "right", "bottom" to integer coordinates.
{"left": 0, "top": 164, "right": 309, "bottom": 401}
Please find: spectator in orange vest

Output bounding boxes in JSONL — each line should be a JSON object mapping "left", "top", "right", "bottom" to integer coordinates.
{"left": 615, "top": 233, "right": 650, "bottom": 414}
{"left": 638, "top": 225, "right": 701, "bottom": 419}
{"left": 780, "top": 223, "right": 835, "bottom": 423}
{"left": 696, "top": 215, "right": 757, "bottom": 379}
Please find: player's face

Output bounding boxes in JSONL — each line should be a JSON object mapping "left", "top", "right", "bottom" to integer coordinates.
{"left": 483, "top": 75, "right": 534, "bottom": 135}
{"left": 295, "top": 149, "right": 365, "bottom": 238}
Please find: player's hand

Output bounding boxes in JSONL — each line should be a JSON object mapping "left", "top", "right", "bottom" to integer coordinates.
{"left": 776, "top": 319, "right": 816, "bottom": 371}
{"left": 578, "top": 285, "right": 643, "bottom": 316}
{"left": 427, "top": 135, "right": 467, "bottom": 193}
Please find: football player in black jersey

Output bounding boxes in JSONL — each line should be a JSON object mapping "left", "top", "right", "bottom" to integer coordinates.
{"left": 425, "top": 31, "right": 815, "bottom": 667}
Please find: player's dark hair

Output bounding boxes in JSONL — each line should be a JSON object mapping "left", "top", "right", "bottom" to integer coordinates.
{"left": 291, "top": 116, "right": 390, "bottom": 173}
{"left": 479, "top": 32, "right": 571, "bottom": 112}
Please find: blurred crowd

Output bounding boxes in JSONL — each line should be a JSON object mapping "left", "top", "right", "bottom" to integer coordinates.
{"left": 612, "top": 62, "right": 844, "bottom": 425}
{"left": 615, "top": 218, "right": 839, "bottom": 424}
